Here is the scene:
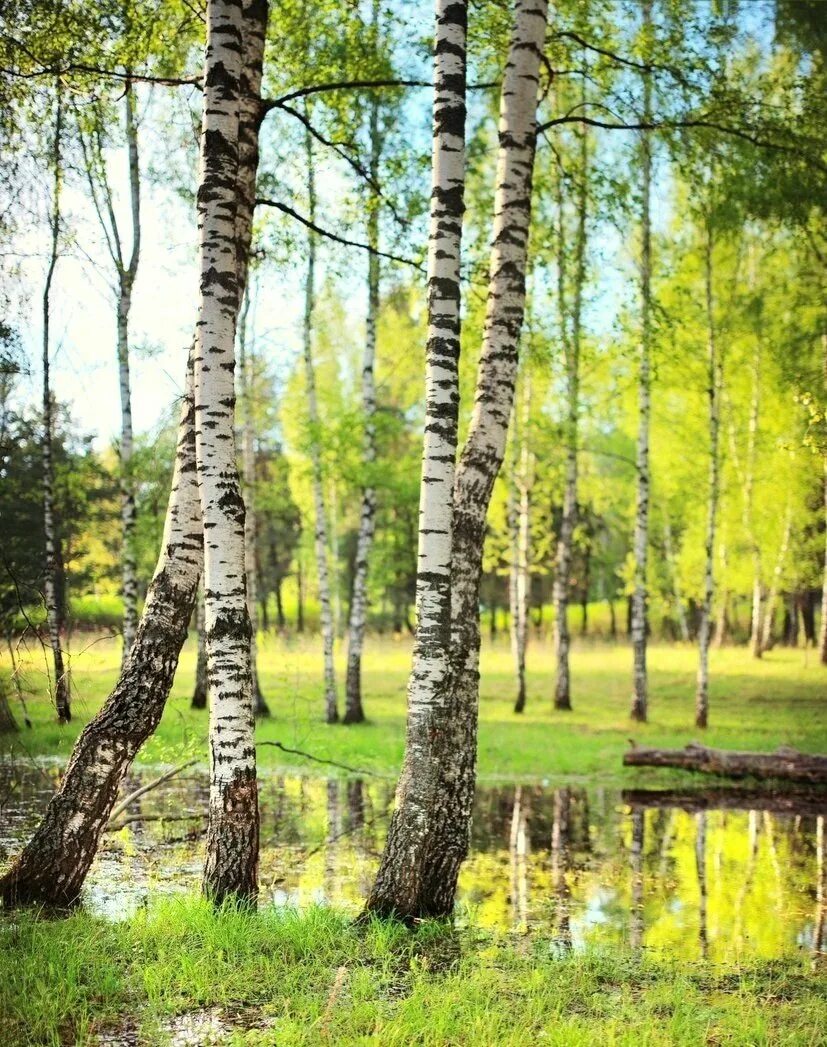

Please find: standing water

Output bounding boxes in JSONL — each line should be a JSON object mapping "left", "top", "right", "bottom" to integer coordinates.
{"left": 1, "top": 757, "right": 825, "bottom": 966}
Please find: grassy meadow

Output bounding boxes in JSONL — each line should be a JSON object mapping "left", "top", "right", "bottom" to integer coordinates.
{"left": 2, "top": 634, "right": 826, "bottom": 1045}
{"left": 3, "top": 630, "right": 827, "bottom": 783}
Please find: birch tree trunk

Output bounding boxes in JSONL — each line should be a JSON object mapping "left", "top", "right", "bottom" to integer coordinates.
{"left": 368, "top": 0, "right": 548, "bottom": 920}
{"left": 0, "top": 360, "right": 203, "bottom": 907}
{"left": 118, "top": 82, "right": 141, "bottom": 663}
{"left": 191, "top": 585, "right": 208, "bottom": 709}
{"left": 75, "top": 81, "right": 142, "bottom": 665}
{"left": 511, "top": 373, "right": 531, "bottom": 714}
{"left": 364, "top": 0, "right": 469, "bottom": 918}
{"left": 302, "top": 128, "right": 339, "bottom": 725}
{"left": 196, "top": 0, "right": 259, "bottom": 903}
{"left": 238, "top": 289, "right": 270, "bottom": 717}
{"left": 820, "top": 329, "right": 827, "bottom": 666}
{"left": 42, "top": 85, "right": 70, "bottom": 724}
{"left": 760, "top": 503, "right": 792, "bottom": 655}
{"left": 820, "top": 455, "right": 827, "bottom": 665}
{"left": 0, "top": 0, "right": 269, "bottom": 909}
{"left": 630, "top": 3, "right": 653, "bottom": 722}
{"left": 553, "top": 100, "right": 588, "bottom": 712}
{"left": 695, "top": 223, "right": 722, "bottom": 730}
{"left": 663, "top": 515, "right": 690, "bottom": 642}
{"left": 344, "top": 83, "right": 382, "bottom": 725}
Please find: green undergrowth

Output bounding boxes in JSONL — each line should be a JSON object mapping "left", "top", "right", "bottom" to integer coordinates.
{"left": 1, "top": 898, "right": 825, "bottom": 1045}
{"left": 3, "top": 636, "right": 826, "bottom": 786}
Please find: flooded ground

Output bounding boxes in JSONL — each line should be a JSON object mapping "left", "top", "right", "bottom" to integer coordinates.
{"left": 1, "top": 756, "right": 825, "bottom": 966}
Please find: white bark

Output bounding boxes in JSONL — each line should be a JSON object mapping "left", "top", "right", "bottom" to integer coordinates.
{"left": 509, "top": 786, "right": 529, "bottom": 931}
{"left": 238, "top": 290, "right": 270, "bottom": 716}
{"left": 302, "top": 127, "right": 339, "bottom": 724}
{"left": 663, "top": 515, "right": 690, "bottom": 642}
{"left": 553, "top": 99, "right": 588, "bottom": 712}
{"left": 630, "top": 3, "right": 652, "bottom": 722}
{"left": 365, "top": 0, "right": 469, "bottom": 917}
{"left": 760, "top": 502, "right": 792, "bottom": 654}
{"left": 196, "top": 0, "right": 258, "bottom": 903}
{"left": 42, "top": 84, "right": 70, "bottom": 723}
{"left": 510, "top": 372, "right": 531, "bottom": 713}
{"left": 695, "top": 223, "right": 722, "bottom": 730}
{"left": 344, "top": 81, "right": 381, "bottom": 723}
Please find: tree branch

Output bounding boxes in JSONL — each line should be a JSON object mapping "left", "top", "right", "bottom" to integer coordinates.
{"left": 254, "top": 198, "right": 423, "bottom": 269}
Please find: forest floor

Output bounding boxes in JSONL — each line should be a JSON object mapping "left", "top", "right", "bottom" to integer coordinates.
{"left": 2, "top": 637, "right": 827, "bottom": 1045}
{"left": 3, "top": 633, "right": 826, "bottom": 782}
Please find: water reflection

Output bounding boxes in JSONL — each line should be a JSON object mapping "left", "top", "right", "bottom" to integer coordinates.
{"left": 1, "top": 758, "right": 826, "bottom": 966}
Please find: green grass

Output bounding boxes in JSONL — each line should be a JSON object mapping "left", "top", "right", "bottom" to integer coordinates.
{"left": 1, "top": 898, "right": 825, "bottom": 1046}
{"left": 4, "top": 633, "right": 826, "bottom": 784}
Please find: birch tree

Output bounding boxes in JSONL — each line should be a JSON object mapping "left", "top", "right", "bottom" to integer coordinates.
{"left": 510, "top": 371, "right": 531, "bottom": 714}
{"left": 344, "top": 76, "right": 382, "bottom": 725}
{"left": 302, "top": 127, "right": 339, "bottom": 725}
{"left": 364, "top": 0, "right": 469, "bottom": 917}
{"left": 195, "top": 0, "right": 259, "bottom": 903}
{"left": 366, "top": 0, "right": 548, "bottom": 919}
{"left": 553, "top": 105, "right": 588, "bottom": 713}
{"left": 629, "top": 0, "right": 653, "bottom": 722}
{"left": 191, "top": 585, "right": 208, "bottom": 709}
{"left": 695, "top": 220, "right": 723, "bottom": 730}
{"left": 75, "top": 82, "right": 142, "bottom": 664}
{"left": 238, "top": 288, "right": 270, "bottom": 717}
{"left": 42, "top": 84, "right": 71, "bottom": 724}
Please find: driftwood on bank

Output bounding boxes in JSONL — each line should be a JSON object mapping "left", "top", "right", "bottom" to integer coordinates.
{"left": 623, "top": 788, "right": 827, "bottom": 818}
{"left": 623, "top": 742, "right": 827, "bottom": 784}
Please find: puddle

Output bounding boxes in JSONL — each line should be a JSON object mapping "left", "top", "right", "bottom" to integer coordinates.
{"left": 1, "top": 756, "right": 826, "bottom": 966}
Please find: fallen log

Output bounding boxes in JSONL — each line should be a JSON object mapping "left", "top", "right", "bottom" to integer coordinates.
{"left": 623, "top": 788, "right": 827, "bottom": 818}
{"left": 623, "top": 742, "right": 827, "bottom": 785}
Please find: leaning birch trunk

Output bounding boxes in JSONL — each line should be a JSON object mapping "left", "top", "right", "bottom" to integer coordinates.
{"left": 196, "top": 0, "right": 259, "bottom": 903}
{"left": 630, "top": 3, "right": 652, "bottom": 722}
{"left": 0, "top": 361, "right": 203, "bottom": 907}
{"left": 511, "top": 373, "right": 531, "bottom": 713}
{"left": 42, "top": 86, "right": 70, "bottom": 724}
{"left": 364, "top": 0, "right": 469, "bottom": 919}
{"left": 238, "top": 290, "right": 270, "bottom": 717}
{"left": 118, "top": 81, "right": 141, "bottom": 663}
{"left": 695, "top": 222, "right": 722, "bottom": 730}
{"left": 759, "top": 502, "right": 792, "bottom": 655}
{"left": 344, "top": 87, "right": 381, "bottom": 725}
{"left": 302, "top": 128, "right": 338, "bottom": 725}
{"left": 553, "top": 88, "right": 588, "bottom": 712}
{"left": 418, "top": 0, "right": 547, "bottom": 918}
